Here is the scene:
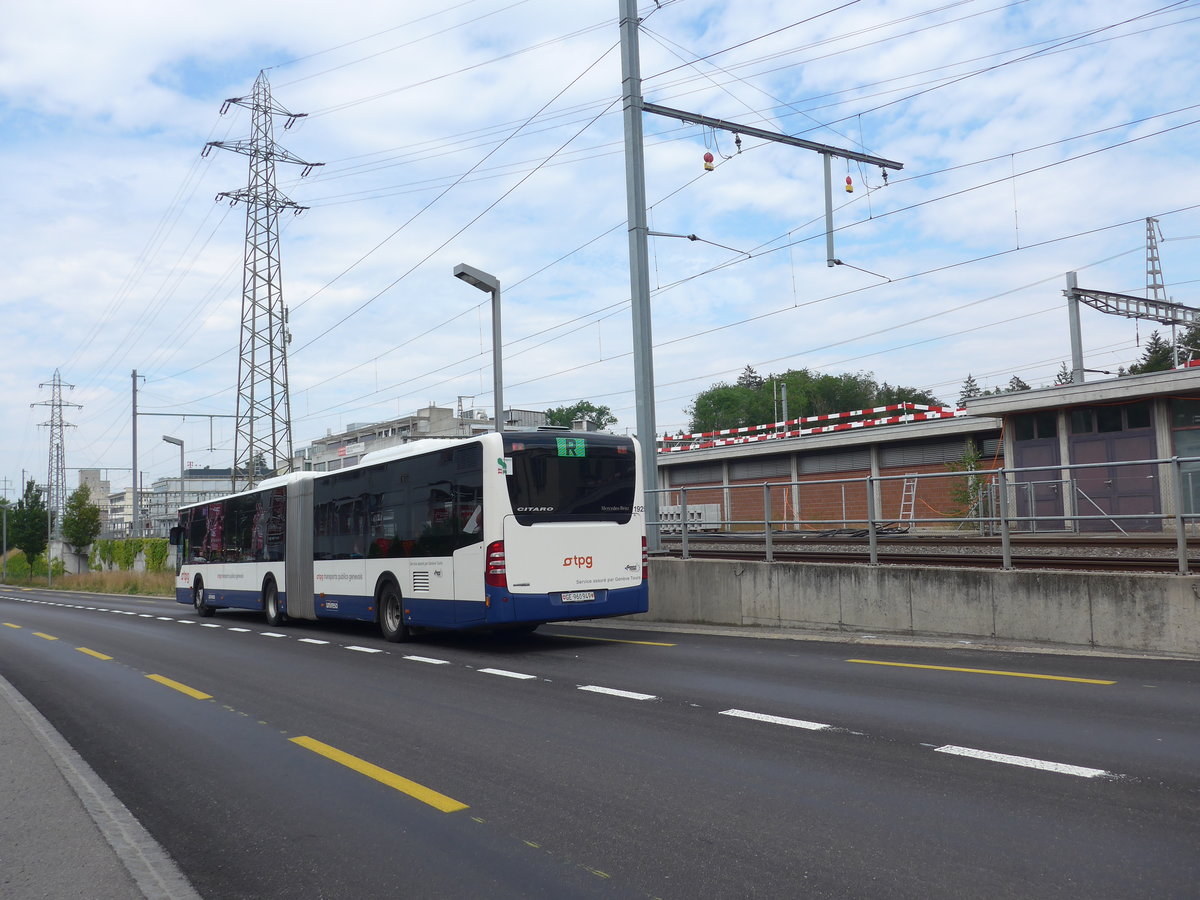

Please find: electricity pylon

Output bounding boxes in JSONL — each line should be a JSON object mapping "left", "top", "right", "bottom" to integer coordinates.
{"left": 203, "top": 70, "right": 322, "bottom": 489}
{"left": 32, "top": 369, "right": 80, "bottom": 536}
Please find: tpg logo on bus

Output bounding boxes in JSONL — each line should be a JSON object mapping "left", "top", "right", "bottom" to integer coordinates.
{"left": 563, "top": 555, "right": 593, "bottom": 569}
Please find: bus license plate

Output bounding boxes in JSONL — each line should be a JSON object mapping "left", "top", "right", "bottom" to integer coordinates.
{"left": 561, "top": 591, "right": 595, "bottom": 603}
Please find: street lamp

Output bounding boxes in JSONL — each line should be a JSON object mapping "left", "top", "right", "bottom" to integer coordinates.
{"left": 163, "top": 436, "right": 184, "bottom": 529}
{"left": 453, "top": 263, "right": 504, "bottom": 432}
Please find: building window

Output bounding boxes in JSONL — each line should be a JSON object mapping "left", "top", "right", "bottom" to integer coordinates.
{"left": 1069, "top": 403, "right": 1151, "bottom": 435}
{"left": 1014, "top": 412, "right": 1057, "bottom": 441}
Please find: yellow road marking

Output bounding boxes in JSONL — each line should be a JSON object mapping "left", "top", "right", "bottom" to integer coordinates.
{"left": 556, "top": 633, "right": 676, "bottom": 647}
{"left": 77, "top": 647, "right": 113, "bottom": 660}
{"left": 290, "top": 736, "right": 468, "bottom": 813}
{"left": 3, "top": 622, "right": 20, "bottom": 628}
{"left": 847, "top": 659, "right": 1115, "bottom": 685}
{"left": 32, "top": 632, "right": 58, "bottom": 641}
{"left": 146, "top": 674, "right": 212, "bottom": 699}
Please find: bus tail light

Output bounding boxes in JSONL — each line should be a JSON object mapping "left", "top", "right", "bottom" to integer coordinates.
{"left": 485, "top": 540, "right": 507, "bottom": 588}
{"left": 642, "top": 536, "right": 648, "bottom": 582}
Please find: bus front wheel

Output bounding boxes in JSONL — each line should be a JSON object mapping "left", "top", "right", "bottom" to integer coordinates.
{"left": 263, "top": 580, "right": 285, "bottom": 627}
{"left": 378, "top": 582, "right": 409, "bottom": 643}
{"left": 193, "top": 580, "right": 214, "bottom": 618}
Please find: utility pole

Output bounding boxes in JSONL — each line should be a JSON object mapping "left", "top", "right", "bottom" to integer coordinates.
{"left": 618, "top": 0, "right": 904, "bottom": 550}
{"left": 31, "top": 369, "right": 80, "bottom": 539}
{"left": 132, "top": 369, "right": 140, "bottom": 536}
{"left": 203, "top": 70, "right": 322, "bottom": 490}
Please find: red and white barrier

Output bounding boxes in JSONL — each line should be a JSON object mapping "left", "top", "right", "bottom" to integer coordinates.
{"left": 658, "top": 405, "right": 964, "bottom": 453}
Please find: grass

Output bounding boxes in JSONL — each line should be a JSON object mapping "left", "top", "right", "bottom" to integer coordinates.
{"left": 3, "top": 569, "right": 175, "bottom": 597}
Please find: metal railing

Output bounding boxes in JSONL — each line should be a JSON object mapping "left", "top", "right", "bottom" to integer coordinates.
{"left": 652, "top": 454, "right": 1200, "bottom": 574}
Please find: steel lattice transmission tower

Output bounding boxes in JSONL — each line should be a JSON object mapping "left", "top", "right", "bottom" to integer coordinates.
{"left": 203, "top": 70, "right": 322, "bottom": 489}
{"left": 32, "top": 369, "right": 81, "bottom": 537}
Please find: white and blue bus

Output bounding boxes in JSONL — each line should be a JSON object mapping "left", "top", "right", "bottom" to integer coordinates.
{"left": 170, "top": 430, "right": 648, "bottom": 640}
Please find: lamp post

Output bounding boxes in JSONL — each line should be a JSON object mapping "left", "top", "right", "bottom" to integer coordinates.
{"left": 162, "top": 436, "right": 184, "bottom": 529}
{"left": 453, "top": 263, "right": 504, "bottom": 431}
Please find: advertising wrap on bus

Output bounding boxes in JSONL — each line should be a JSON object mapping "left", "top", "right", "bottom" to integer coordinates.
{"left": 171, "top": 430, "right": 649, "bottom": 640}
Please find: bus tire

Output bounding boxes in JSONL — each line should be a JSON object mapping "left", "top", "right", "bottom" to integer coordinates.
{"left": 378, "top": 581, "right": 409, "bottom": 643}
{"left": 263, "top": 579, "right": 285, "bottom": 627}
{"left": 193, "top": 579, "right": 214, "bottom": 618}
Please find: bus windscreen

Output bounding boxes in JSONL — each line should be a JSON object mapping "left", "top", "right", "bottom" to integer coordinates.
{"left": 503, "top": 434, "right": 636, "bottom": 524}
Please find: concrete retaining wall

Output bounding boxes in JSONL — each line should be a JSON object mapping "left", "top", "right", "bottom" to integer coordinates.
{"left": 642, "top": 558, "right": 1200, "bottom": 656}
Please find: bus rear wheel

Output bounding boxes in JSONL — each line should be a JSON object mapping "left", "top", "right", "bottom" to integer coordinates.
{"left": 193, "top": 579, "right": 214, "bottom": 618}
{"left": 263, "top": 580, "right": 285, "bottom": 627}
{"left": 378, "top": 582, "right": 409, "bottom": 643}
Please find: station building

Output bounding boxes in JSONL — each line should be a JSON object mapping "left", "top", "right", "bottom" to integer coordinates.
{"left": 654, "top": 367, "right": 1200, "bottom": 534}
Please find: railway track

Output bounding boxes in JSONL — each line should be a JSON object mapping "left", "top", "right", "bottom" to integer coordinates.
{"left": 658, "top": 533, "right": 1199, "bottom": 574}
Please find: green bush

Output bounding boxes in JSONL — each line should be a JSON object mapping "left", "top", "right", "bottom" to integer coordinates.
{"left": 6, "top": 551, "right": 31, "bottom": 579}
{"left": 144, "top": 539, "right": 169, "bottom": 573}
{"left": 3, "top": 551, "right": 64, "bottom": 580}
{"left": 112, "top": 539, "right": 143, "bottom": 571}
{"left": 94, "top": 540, "right": 116, "bottom": 569}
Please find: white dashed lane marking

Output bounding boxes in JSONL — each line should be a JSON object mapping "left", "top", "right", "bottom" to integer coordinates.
{"left": 479, "top": 668, "right": 537, "bottom": 680}
{"left": 719, "top": 708, "right": 832, "bottom": 731}
{"left": 934, "top": 744, "right": 1116, "bottom": 779}
{"left": 577, "top": 685, "right": 658, "bottom": 701}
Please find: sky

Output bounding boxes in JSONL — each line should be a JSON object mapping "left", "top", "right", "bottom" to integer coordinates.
{"left": 3, "top": 0, "right": 1199, "bottom": 499}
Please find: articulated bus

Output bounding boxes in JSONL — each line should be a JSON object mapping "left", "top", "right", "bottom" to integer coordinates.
{"left": 170, "top": 430, "right": 649, "bottom": 640}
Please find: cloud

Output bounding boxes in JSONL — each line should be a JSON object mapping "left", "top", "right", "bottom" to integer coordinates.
{"left": 1, "top": 0, "right": 1198, "bottom": 495}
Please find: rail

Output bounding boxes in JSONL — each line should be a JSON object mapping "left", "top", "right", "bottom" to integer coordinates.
{"left": 650, "top": 454, "right": 1200, "bottom": 574}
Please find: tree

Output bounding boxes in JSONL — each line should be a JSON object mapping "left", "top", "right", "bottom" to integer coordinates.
{"left": 875, "top": 382, "right": 945, "bottom": 407}
{"left": 686, "top": 367, "right": 945, "bottom": 432}
{"left": 11, "top": 479, "right": 49, "bottom": 564}
{"left": 544, "top": 401, "right": 617, "bottom": 430}
{"left": 1055, "top": 361, "right": 1073, "bottom": 385}
{"left": 1127, "top": 330, "right": 1174, "bottom": 375}
{"left": 1006, "top": 375, "right": 1031, "bottom": 392}
{"left": 61, "top": 484, "right": 102, "bottom": 555}
{"left": 958, "top": 374, "right": 982, "bottom": 407}
{"left": 736, "top": 365, "right": 764, "bottom": 389}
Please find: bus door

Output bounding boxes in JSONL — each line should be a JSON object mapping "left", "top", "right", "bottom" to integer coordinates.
{"left": 454, "top": 542, "right": 486, "bottom": 624}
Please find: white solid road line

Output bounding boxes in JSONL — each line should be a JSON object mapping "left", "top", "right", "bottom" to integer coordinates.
{"left": 934, "top": 744, "right": 1116, "bottom": 779}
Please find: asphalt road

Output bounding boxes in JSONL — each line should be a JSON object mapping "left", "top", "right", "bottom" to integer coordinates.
{"left": 2, "top": 586, "right": 1198, "bottom": 899}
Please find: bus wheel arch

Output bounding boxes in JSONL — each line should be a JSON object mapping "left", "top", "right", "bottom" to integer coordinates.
{"left": 193, "top": 577, "right": 214, "bottom": 618}
{"left": 263, "top": 576, "right": 285, "bottom": 627}
{"left": 376, "top": 576, "right": 409, "bottom": 643}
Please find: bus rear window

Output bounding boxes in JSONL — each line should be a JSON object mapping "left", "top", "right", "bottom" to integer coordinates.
{"left": 503, "top": 434, "right": 636, "bottom": 524}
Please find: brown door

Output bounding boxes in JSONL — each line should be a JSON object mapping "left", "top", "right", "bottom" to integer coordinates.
{"left": 1013, "top": 439, "right": 1065, "bottom": 530}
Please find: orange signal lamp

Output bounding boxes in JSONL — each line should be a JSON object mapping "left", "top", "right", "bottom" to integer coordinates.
{"left": 703, "top": 151, "right": 715, "bottom": 172}
{"left": 845, "top": 175, "right": 854, "bottom": 193}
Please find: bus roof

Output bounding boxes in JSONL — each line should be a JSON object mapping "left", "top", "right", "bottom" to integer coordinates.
{"left": 178, "top": 470, "right": 314, "bottom": 512}
{"left": 358, "top": 436, "right": 475, "bottom": 468}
